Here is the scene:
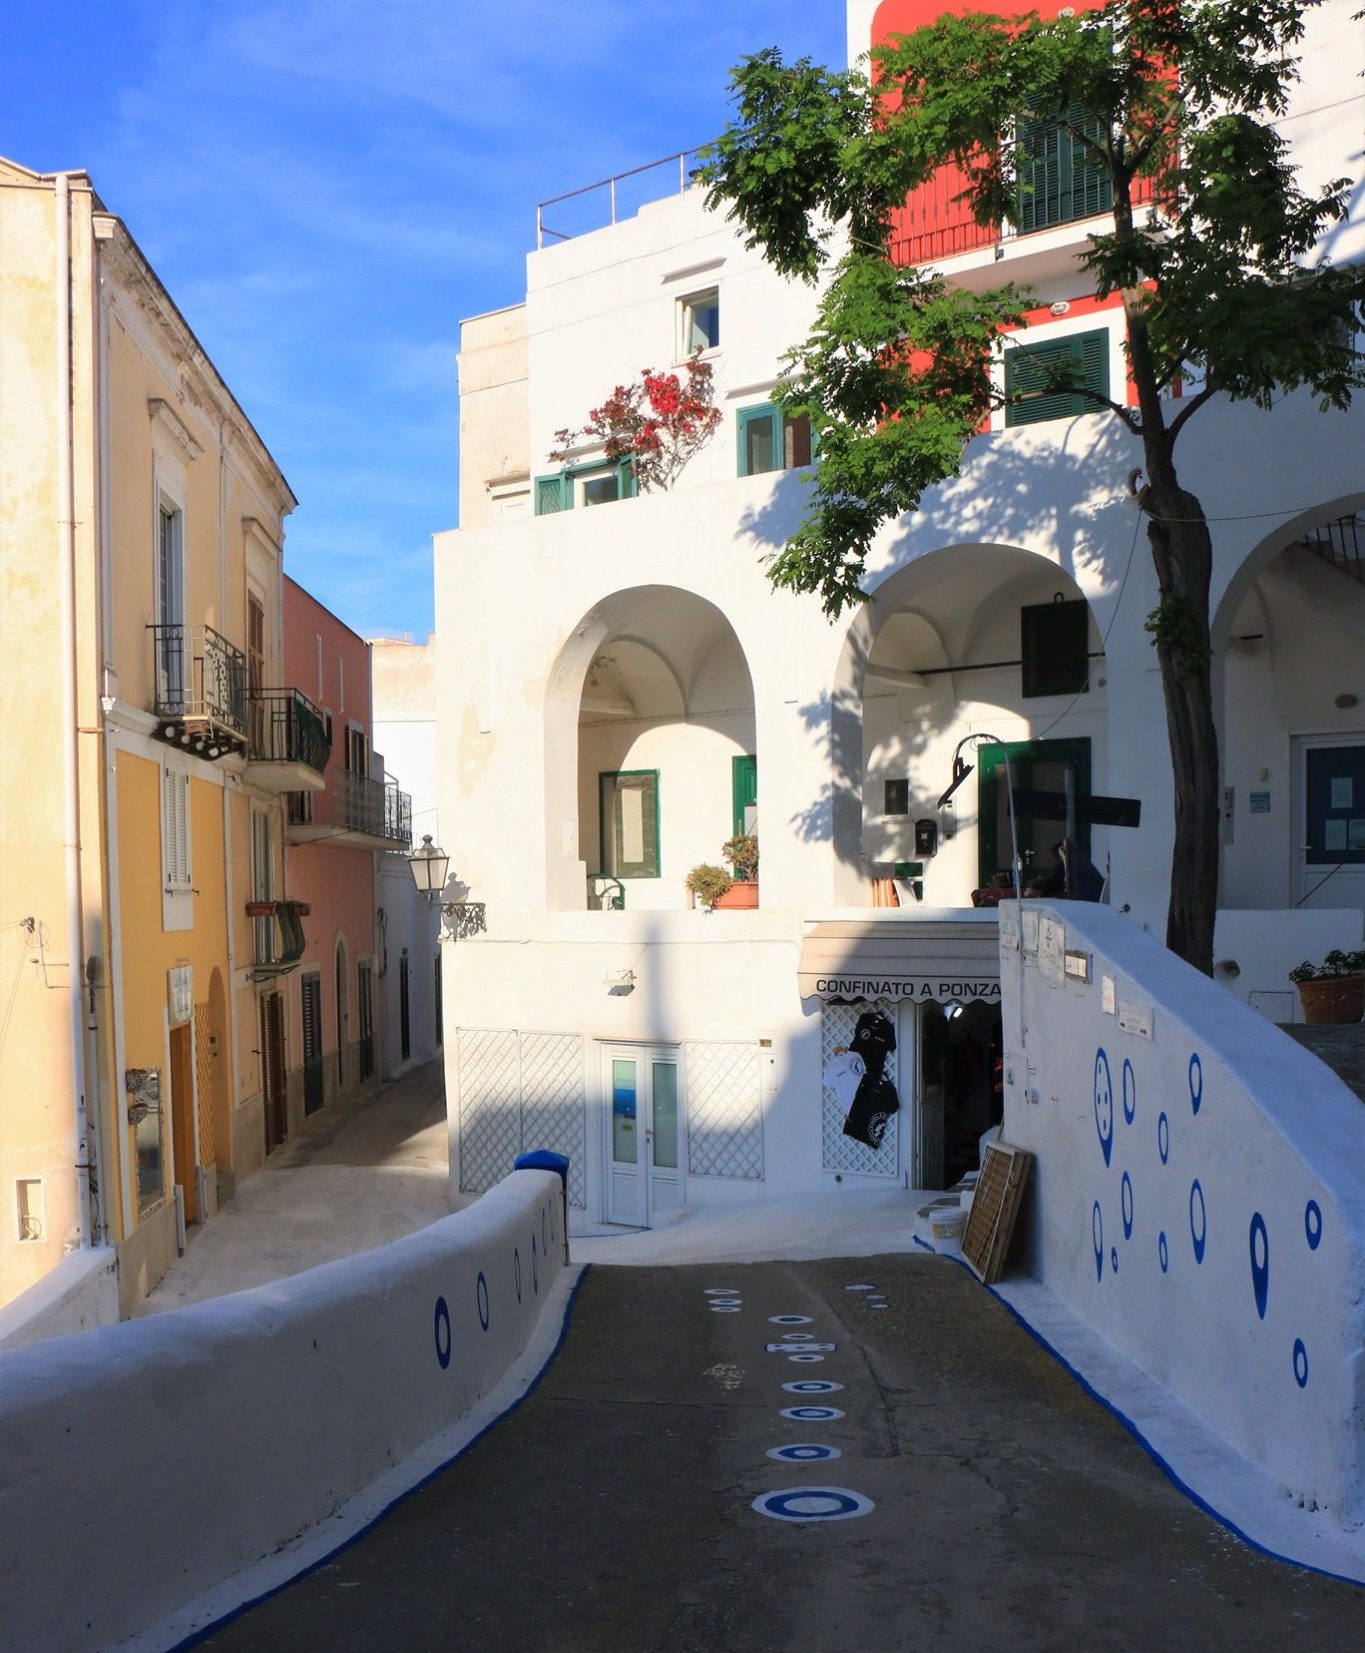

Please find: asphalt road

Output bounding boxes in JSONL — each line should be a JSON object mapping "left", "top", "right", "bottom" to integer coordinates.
{"left": 196, "top": 1254, "right": 1363, "bottom": 1652}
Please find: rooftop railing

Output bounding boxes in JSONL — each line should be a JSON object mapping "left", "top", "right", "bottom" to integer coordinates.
{"left": 536, "top": 147, "right": 706, "bottom": 248}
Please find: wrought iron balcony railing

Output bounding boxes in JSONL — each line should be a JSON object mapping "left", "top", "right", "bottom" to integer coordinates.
{"left": 248, "top": 687, "right": 331, "bottom": 775}
{"left": 149, "top": 623, "right": 248, "bottom": 755}
{"left": 287, "top": 770, "right": 412, "bottom": 849}
{"left": 245, "top": 899, "right": 310, "bottom": 978}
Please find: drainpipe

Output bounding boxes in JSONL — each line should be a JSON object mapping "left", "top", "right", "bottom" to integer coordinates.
{"left": 56, "top": 171, "right": 92, "bottom": 1251}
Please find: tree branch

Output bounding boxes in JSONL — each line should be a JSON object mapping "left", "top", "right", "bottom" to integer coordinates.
{"left": 1166, "top": 383, "right": 1218, "bottom": 445}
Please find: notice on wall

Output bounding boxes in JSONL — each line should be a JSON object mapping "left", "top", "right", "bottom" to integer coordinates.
{"left": 1101, "top": 974, "right": 1117, "bottom": 1015}
{"left": 1325, "top": 819, "right": 1347, "bottom": 851}
{"left": 1248, "top": 791, "right": 1270, "bottom": 814}
{"left": 168, "top": 965, "right": 192, "bottom": 1026}
{"left": 1039, "top": 917, "right": 1065, "bottom": 984}
{"left": 1330, "top": 776, "right": 1354, "bottom": 809}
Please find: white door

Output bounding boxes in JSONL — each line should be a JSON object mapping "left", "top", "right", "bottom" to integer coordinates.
{"left": 604, "top": 1046, "right": 683, "bottom": 1227}
{"left": 1295, "top": 737, "right": 1365, "bottom": 909}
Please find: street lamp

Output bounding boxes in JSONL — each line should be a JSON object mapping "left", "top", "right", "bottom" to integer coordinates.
{"left": 406, "top": 835, "right": 487, "bottom": 939}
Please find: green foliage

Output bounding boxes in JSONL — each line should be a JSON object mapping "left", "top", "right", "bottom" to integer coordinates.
{"left": 701, "top": 0, "right": 1365, "bottom": 616}
{"left": 1143, "top": 594, "right": 1210, "bottom": 670}
{"left": 685, "top": 863, "right": 734, "bottom": 907}
{"left": 1288, "top": 948, "right": 1365, "bottom": 982}
{"left": 721, "top": 833, "right": 759, "bottom": 881}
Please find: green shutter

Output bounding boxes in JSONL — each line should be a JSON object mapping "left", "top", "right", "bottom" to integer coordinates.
{"left": 1005, "top": 328, "right": 1109, "bottom": 426}
{"left": 600, "top": 770, "right": 660, "bottom": 879}
{"left": 617, "top": 458, "right": 637, "bottom": 499}
{"left": 535, "top": 474, "right": 571, "bottom": 515}
{"left": 1021, "top": 599, "right": 1090, "bottom": 698}
{"left": 737, "top": 404, "right": 779, "bottom": 476}
{"left": 1016, "top": 103, "right": 1112, "bottom": 232}
{"left": 731, "top": 754, "right": 758, "bottom": 836}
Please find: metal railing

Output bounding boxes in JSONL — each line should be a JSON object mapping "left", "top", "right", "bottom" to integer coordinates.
{"left": 150, "top": 623, "right": 247, "bottom": 734}
{"left": 536, "top": 147, "right": 706, "bottom": 248}
{"left": 249, "top": 687, "right": 331, "bottom": 774}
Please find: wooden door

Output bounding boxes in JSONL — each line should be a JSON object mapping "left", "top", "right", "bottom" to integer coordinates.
{"left": 169, "top": 1021, "right": 198, "bottom": 1224}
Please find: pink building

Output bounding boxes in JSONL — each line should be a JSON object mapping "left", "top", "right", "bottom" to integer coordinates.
{"left": 282, "top": 577, "right": 412, "bottom": 1127}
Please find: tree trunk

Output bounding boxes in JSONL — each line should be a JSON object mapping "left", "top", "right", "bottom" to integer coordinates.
{"left": 1141, "top": 461, "right": 1220, "bottom": 976}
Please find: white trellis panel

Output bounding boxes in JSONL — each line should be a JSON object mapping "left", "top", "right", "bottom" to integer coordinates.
{"left": 519, "top": 1032, "right": 587, "bottom": 1208}
{"left": 685, "top": 1041, "right": 763, "bottom": 1180}
{"left": 457, "top": 1028, "right": 587, "bottom": 1208}
{"left": 821, "top": 1000, "right": 900, "bottom": 1177}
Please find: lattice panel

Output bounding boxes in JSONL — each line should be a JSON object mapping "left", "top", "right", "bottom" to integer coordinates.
{"left": 457, "top": 1029, "right": 522, "bottom": 1195}
{"left": 193, "top": 1003, "right": 216, "bottom": 1170}
{"left": 518, "top": 1032, "right": 587, "bottom": 1208}
{"left": 685, "top": 1042, "right": 763, "bottom": 1180}
{"left": 821, "top": 1000, "right": 900, "bottom": 1177}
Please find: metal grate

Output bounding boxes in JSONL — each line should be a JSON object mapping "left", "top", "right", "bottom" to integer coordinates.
{"left": 685, "top": 1042, "right": 764, "bottom": 1180}
{"left": 821, "top": 1000, "right": 900, "bottom": 1177}
{"left": 457, "top": 1028, "right": 586, "bottom": 1207}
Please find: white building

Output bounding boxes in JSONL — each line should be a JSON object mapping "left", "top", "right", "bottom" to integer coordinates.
{"left": 435, "top": 0, "right": 1364, "bottom": 1231}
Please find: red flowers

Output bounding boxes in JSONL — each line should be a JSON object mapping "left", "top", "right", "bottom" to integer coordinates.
{"left": 551, "top": 352, "right": 721, "bottom": 493}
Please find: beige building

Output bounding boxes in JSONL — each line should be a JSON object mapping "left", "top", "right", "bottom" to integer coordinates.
{"left": 0, "top": 156, "right": 326, "bottom": 1334}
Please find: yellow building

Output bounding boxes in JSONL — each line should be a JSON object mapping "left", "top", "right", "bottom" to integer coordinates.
{"left": 0, "top": 156, "right": 327, "bottom": 1329}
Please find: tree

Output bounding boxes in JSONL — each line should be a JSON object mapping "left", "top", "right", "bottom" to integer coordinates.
{"left": 551, "top": 353, "right": 722, "bottom": 493}
{"left": 702, "top": 0, "right": 1364, "bottom": 974}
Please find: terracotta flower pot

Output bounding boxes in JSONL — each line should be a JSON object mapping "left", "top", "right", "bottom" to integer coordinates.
{"left": 1295, "top": 974, "right": 1365, "bottom": 1025}
{"left": 713, "top": 880, "right": 758, "bottom": 910}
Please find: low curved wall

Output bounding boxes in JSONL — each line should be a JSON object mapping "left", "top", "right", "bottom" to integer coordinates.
{"left": 1000, "top": 902, "right": 1365, "bottom": 1528}
{"left": 0, "top": 1167, "right": 568, "bottom": 1652}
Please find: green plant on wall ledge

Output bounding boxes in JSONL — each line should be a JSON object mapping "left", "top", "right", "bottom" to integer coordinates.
{"left": 686, "top": 863, "right": 733, "bottom": 909}
{"left": 1288, "top": 949, "right": 1365, "bottom": 982}
{"left": 1288, "top": 948, "right": 1365, "bottom": 1026}
{"left": 722, "top": 833, "right": 759, "bottom": 883}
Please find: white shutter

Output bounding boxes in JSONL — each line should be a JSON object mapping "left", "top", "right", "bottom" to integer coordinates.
{"left": 164, "top": 768, "right": 191, "bottom": 887}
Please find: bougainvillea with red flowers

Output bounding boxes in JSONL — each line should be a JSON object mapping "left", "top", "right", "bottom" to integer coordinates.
{"left": 551, "top": 351, "right": 722, "bottom": 492}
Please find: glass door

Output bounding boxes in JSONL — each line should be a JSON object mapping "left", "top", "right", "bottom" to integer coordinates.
{"left": 1296, "top": 737, "right": 1365, "bottom": 909}
{"left": 604, "top": 1046, "right": 683, "bottom": 1227}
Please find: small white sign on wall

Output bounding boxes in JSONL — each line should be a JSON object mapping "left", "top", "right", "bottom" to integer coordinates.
{"left": 1040, "top": 917, "right": 1066, "bottom": 983}
{"left": 168, "top": 966, "right": 192, "bottom": 1026}
{"left": 1117, "top": 999, "right": 1154, "bottom": 1039}
{"left": 1021, "top": 909, "right": 1041, "bottom": 954}
{"left": 1101, "top": 974, "right": 1117, "bottom": 1015}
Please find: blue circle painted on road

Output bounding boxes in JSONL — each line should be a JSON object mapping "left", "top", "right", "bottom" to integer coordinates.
{"left": 711, "top": 1304, "right": 741, "bottom": 1314}
{"left": 705, "top": 1288, "right": 741, "bottom": 1296}
{"left": 753, "top": 1487, "right": 874, "bottom": 1523}
{"left": 1122, "top": 1059, "right": 1136, "bottom": 1125}
{"left": 789, "top": 1353, "right": 825, "bottom": 1363}
{"left": 1092, "top": 1201, "right": 1104, "bottom": 1283}
{"left": 1293, "top": 1338, "right": 1309, "bottom": 1389}
{"left": 1305, "top": 1201, "right": 1323, "bottom": 1251}
{"left": 782, "top": 1380, "right": 844, "bottom": 1395}
{"left": 434, "top": 1296, "right": 451, "bottom": 1369}
{"left": 843, "top": 1284, "right": 876, "bottom": 1292}
{"left": 531, "top": 1232, "right": 539, "bottom": 1295}
{"left": 1159, "top": 1231, "right": 1169, "bottom": 1273}
{"left": 1158, "top": 1112, "right": 1170, "bottom": 1165}
{"left": 476, "top": 1270, "right": 490, "bottom": 1332}
{"left": 1250, "top": 1213, "right": 1269, "bottom": 1320}
{"left": 780, "top": 1406, "right": 845, "bottom": 1422}
{"left": 1094, "top": 1049, "right": 1115, "bottom": 1167}
{"left": 1121, "top": 1172, "right": 1134, "bottom": 1240}
{"left": 769, "top": 1315, "right": 814, "bottom": 1325}
{"left": 1190, "top": 1181, "right": 1207, "bottom": 1264}
{"left": 767, "top": 1443, "right": 842, "bottom": 1463}
{"left": 1189, "top": 1052, "right": 1203, "bottom": 1115}
{"left": 514, "top": 1246, "right": 522, "bottom": 1304}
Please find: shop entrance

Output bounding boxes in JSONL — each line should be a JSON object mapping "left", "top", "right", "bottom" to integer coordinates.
{"left": 915, "top": 999, "right": 1003, "bottom": 1190}
{"left": 603, "top": 1045, "right": 683, "bottom": 1227}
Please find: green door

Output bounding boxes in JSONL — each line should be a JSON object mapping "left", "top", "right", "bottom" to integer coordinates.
{"left": 977, "top": 738, "right": 1091, "bottom": 886}
{"left": 732, "top": 754, "right": 758, "bottom": 836}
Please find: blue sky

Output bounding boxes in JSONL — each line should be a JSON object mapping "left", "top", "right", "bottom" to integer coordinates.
{"left": 1, "top": 0, "right": 847, "bottom": 638}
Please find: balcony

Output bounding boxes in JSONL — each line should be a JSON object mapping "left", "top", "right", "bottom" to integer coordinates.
{"left": 287, "top": 770, "right": 412, "bottom": 852}
{"left": 149, "top": 623, "right": 248, "bottom": 760}
{"left": 245, "top": 899, "right": 310, "bottom": 980}
{"left": 242, "top": 688, "right": 331, "bottom": 795}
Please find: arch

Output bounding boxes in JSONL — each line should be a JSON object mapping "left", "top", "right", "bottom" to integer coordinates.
{"left": 544, "top": 585, "right": 757, "bottom": 910}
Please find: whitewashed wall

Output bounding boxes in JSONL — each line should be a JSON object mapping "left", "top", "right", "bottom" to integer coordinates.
{"left": 0, "top": 1168, "right": 569, "bottom": 1652}
{"left": 1000, "top": 901, "right": 1365, "bottom": 1527}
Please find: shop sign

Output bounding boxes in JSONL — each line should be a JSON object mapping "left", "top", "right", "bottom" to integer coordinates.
{"left": 168, "top": 965, "right": 193, "bottom": 1025}
{"left": 811, "top": 977, "right": 1000, "bottom": 1003}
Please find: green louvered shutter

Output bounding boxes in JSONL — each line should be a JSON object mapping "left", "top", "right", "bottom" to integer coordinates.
{"left": 1005, "top": 329, "right": 1109, "bottom": 426}
{"left": 1016, "top": 103, "right": 1112, "bottom": 232}
{"left": 535, "top": 474, "right": 571, "bottom": 515}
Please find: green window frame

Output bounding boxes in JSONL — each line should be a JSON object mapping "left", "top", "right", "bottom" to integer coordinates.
{"left": 534, "top": 459, "right": 637, "bottom": 515}
{"left": 599, "top": 769, "right": 660, "bottom": 880}
{"left": 737, "top": 402, "right": 814, "bottom": 478}
{"left": 1021, "top": 598, "right": 1091, "bottom": 698}
{"left": 1004, "top": 329, "right": 1109, "bottom": 427}
{"left": 976, "top": 738, "right": 1092, "bottom": 888}
{"left": 1015, "top": 104, "right": 1113, "bottom": 233}
{"left": 731, "top": 754, "right": 757, "bottom": 837}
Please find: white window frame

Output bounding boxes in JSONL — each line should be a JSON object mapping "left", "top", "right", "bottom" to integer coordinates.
{"left": 162, "top": 762, "right": 193, "bottom": 932}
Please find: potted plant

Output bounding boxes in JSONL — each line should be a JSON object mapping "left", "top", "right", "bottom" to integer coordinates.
{"left": 715, "top": 833, "right": 759, "bottom": 909}
{"left": 686, "top": 863, "right": 733, "bottom": 911}
{"left": 1288, "top": 949, "right": 1365, "bottom": 1024}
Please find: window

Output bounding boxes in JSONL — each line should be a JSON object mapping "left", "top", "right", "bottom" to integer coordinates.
{"left": 1022, "top": 599, "right": 1091, "bottom": 698}
{"left": 1015, "top": 105, "right": 1113, "bottom": 233}
{"left": 156, "top": 497, "right": 185, "bottom": 705}
{"left": 737, "top": 403, "right": 813, "bottom": 477}
{"left": 1004, "top": 329, "right": 1109, "bottom": 427}
{"left": 534, "top": 460, "right": 636, "bottom": 515}
{"left": 884, "top": 779, "right": 910, "bottom": 816}
{"left": 163, "top": 767, "right": 192, "bottom": 889}
{"left": 680, "top": 288, "right": 719, "bottom": 355}
{"left": 600, "top": 770, "right": 660, "bottom": 879}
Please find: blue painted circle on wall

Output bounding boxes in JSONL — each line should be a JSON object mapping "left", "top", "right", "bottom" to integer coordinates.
{"left": 1249, "top": 1213, "right": 1269, "bottom": 1320}
{"left": 476, "top": 1270, "right": 490, "bottom": 1332}
{"left": 752, "top": 1487, "right": 874, "bottom": 1523}
{"left": 782, "top": 1380, "right": 844, "bottom": 1394}
{"left": 1293, "top": 1338, "right": 1309, "bottom": 1388}
{"left": 531, "top": 1232, "right": 539, "bottom": 1295}
{"left": 1305, "top": 1201, "right": 1323, "bottom": 1251}
{"left": 1158, "top": 1112, "right": 1170, "bottom": 1165}
{"left": 780, "top": 1406, "right": 845, "bottom": 1422}
{"left": 514, "top": 1247, "right": 522, "bottom": 1304}
{"left": 1190, "top": 1180, "right": 1207, "bottom": 1264}
{"left": 1092, "top": 1201, "right": 1104, "bottom": 1283}
{"left": 541, "top": 1208, "right": 548, "bottom": 1257}
{"left": 1159, "top": 1232, "right": 1169, "bottom": 1273}
{"left": 1121, "top": 1173, "right": 1134, "bottom": 1239}
{"left": 434, "top": 1296, "right": 451, "bottom": 1369}
{"left": 1189, "top": 1052, "right": 1203, "bottom": 1115}
{"left": 766, "top": 1442, "right": 842, "bottom": 1463}
{"left": 1122, "top": 1059, "right": 1136, "bottom": 1125}
{"left": 1093, "top": 1049, "right": 1115, "bottom": 1167}
{"left": 1110, "top": 1247, "right": 1118, "bottom": 1274}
